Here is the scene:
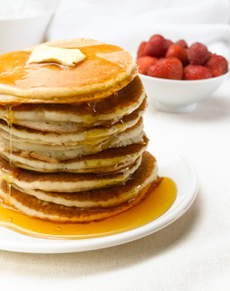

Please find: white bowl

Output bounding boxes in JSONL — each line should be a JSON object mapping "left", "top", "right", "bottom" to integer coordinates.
{"left": 0, "top": 0, "right": 59, "bottom": 54}
{"left": 139, "top": 72, "right": 229, "bottom": 113}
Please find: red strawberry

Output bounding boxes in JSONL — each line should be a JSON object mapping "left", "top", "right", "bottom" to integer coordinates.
{"left": 175, "top": 39, "right": 188, "bottom": 49}
{"left": 136, "top": 56, "right": 158, "bottom": 74}
{"left": 144, "top": 34, "right": 168, "bottom": 58}
{"left": 204, "top": 54, "right": 228, "bottom": 77}
{"left": 183, "top": 65, "right": 212, "bottom": 80}
{"left": 147, "top": 57, "right": 183, "bottom": 80}
{"left": 137, "top": 41, "right": 147, "bottom": 58}
{"left": 165, "top": 39, "right": 174, "bottom": 49}
{"left": 166, "top": 44, "right": 189, "bottom": 66}
{"left": 188, "top": 42, "right": 209, "bottom": 65}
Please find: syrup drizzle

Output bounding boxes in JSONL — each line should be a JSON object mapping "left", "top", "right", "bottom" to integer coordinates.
{"left": 4, "top": 105, "right": 14, "bottom": 206}
{"left": 0, "top": 44, "right": 135, "bottom": 103}
{"left": 0, "top": 177, "right": 176, "bottom": 239}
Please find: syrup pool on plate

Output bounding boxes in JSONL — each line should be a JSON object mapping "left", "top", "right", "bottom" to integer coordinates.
{"left": 0, "top": 177, "right": 176, "bottom": 239}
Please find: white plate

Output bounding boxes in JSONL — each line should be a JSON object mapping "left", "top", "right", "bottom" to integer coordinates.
{"left": 0, "top": 136, "right": 198, "bottom": 253}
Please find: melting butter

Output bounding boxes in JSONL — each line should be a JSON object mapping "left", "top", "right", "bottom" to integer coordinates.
{"left": 27, "top": 45, "right": 86, "bottom": 67}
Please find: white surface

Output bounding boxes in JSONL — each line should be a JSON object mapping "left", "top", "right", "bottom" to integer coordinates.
{"left": 0, "top": 136, "right": 198, "bottom": 254}
{"left": 139, "top": 72, "right": 229, "bottom": 113}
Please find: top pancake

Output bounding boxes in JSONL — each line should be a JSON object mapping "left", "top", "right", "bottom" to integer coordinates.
{"left": 0, "top": 38, "right": 137, "bottom": 104}
{"left": 0, "top": 76, "right": 145, "bottom": 128}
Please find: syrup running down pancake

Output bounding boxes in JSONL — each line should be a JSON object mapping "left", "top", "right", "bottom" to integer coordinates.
{"left": 0, "top": 38, "right": 160, "bottom": 226}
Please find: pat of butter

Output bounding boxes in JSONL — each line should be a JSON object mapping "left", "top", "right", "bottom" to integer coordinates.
{"left": 27, "top": 45, "right": 86, "bottom": 67}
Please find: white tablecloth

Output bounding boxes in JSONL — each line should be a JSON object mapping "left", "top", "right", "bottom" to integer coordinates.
{"left": 1, "top": 0, "right": 230, "bottom": 290}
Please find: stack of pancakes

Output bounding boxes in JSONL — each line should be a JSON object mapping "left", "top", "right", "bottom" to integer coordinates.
{"left": 0, "top": 38, "right": 159, "bottom": 223}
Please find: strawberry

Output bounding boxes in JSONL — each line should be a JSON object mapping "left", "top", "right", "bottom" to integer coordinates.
{"left": 166, "top": 44, "right": 189, "bottom": 66}
{"left": 165, "top": 39, "right": 174, "bottom": 49}
{"left": 137, "top": 41, "right": 147, "bottom": 58}
{"left": 175, "top": 39, "right": 188, "bottom": 49}
{"left": 147, "top": 57, "right": 183, "bottom": 80}
{"left": 188, "top": 42, "right": 209, "bottom": 65}
{"left": 144, "top": 34, "right": 168, "bottom": 58}
{"left": 136, "top": 56, "right": 158, "bottom": 74}
{"left": 183, "top": 65, "right": 212, "bottom": 80}
{"left": 204, "top": 54, "right": 228, "bottom": 77}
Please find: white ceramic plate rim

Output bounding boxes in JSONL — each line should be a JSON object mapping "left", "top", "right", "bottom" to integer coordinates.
{"left": 0, "top": 136, "right": 198, "bottom": 253}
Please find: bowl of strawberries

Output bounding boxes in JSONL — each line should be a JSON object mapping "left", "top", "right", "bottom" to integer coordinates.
{"left": 137, "top": 34, "right": 229, "bottom": 113}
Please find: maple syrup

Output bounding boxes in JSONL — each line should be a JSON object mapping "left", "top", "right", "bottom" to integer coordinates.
{"left": 0, "top": 44, "right": 136, "bottom": 104}
{"left": 3, "top": 105, "right": 14, "bottom": 206}
{"left": 0, "top": 177, "right": 176, "bottom": 239}
{"left": 0, "top": 45, "right": 123, "bottom": 87}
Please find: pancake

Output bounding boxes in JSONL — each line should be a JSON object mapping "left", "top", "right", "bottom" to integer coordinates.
{"left": 6, "top": 152, "right": 158, "bottom": 208}
{"left": 0, "top": 75, "right": 145, "bottom": 129}
{"left": 0, "top": 154, "right": 142, "bottom": 193}
{"left": 0, "top": 152, "right": 160, "bottom": 222}
{"left": 0, "top": 99, "right": 146, "bottom": 146}
{"left": 0, "top": 37, "right": 161, "bottom": 226}
{"left": 0, "top": 136, "right": 148, "bottom": 173}
{"left": 0, "top": 117, "right": 145, "bottom": 163}
{"left": 0, "top": 38, "right": 137, "bottom": 104}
